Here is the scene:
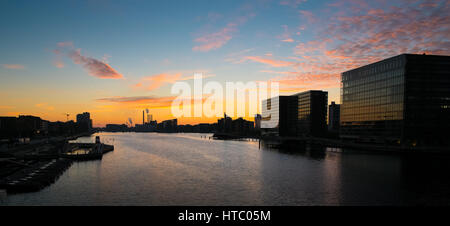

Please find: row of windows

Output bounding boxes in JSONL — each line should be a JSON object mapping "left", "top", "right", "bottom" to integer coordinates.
{"left": 343, "top": 77, "right": 404, "bottom": 95}
{"left": 341, "top": 111, "right": 403, "bottom": 122}
{"left": 343, "top": 94, "right": 404, "bottom": 108}
{"left": 343, "top": 89, "right": 404, "bottom": 103}
{"left": 343, "top": 69, "right": 404, "bottom": 89}
{"left": 342, "top": 58, "right": 404, "bottom": 82}
{"left": 341, "top": 111, "right": 403, "bottom": 121}
{"left": 342, "top": 102, "right": 403, "bottom": 113}
{"left": 342, "top": 109, "right": 403, "bottom": 117}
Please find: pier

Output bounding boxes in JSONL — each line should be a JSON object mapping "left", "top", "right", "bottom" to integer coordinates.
{"left": 60, "top": 143, "right": 114, "bottom": 161}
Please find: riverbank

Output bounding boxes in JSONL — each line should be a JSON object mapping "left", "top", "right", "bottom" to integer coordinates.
{"left": 0, "top": 159, "right": 72, "bottom": 193}
{"left": 260, "top": 136, "right": 450, "bottom": 154}
{"left": 211, "top": 132, "right": 450, "bottom": 154}
{"left": 0, "top": 133, "right": 113, "bottom": 194}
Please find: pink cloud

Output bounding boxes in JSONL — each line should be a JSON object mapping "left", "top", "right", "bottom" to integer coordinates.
{"left": 69, "top": 49, "right": 123, "bottom": 79}
{"left": 140, "top": 73, "right": 183, "bottom": 90}
{"left": 279, "top": 25, "right": 295, "bottom": 43}
{"left": 96, "top": 96, "right": 175, "bottom": 104}
{"left": 282, "top": 38, "right": 295, "bottom": 43}
{"left": 193, "top": 23, "right": 237, "bottom": 52}
{"left": 192, "top": 5, "right": 256, "bottom": 52}
{"left": 322, "top": 0, "right": 450, "bottom": 59}
{"left": 96, "top": 95, "right": 178, "bottom": 109}
{"left": 245, "top": 56, "right": 297, "bottom": 67}
{"left": 256, "top": 0, "right": 450, "bottom": 93}
{"left": 299, "top": 10, "right": 316, "bottom": 23}
{"left": 57, "top": 41, "right": 73, "bottom": 47}
{"left": 2, "top": 64, "right": 25, "bottom": 69}
{"left": 135, "top": 72, "right": 215, "bottom": 91}
{"left": 280, "top": 0, "right": 307, "bottom": 8}
{"left": 96, "top": 95, "right": 210, "bottom": 110}
{"left": 53, "top": 42, "right": 123, "bottom": 79}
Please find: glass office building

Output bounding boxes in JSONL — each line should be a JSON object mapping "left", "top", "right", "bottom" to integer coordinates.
{"left": 293, "top": 91, "right": 328, "bottom": 137}
{"left": 340, "top": 54, "right": 450, "bottom": 146}
{"left": 328, "top": 101, "right": 340, "bottom": 132}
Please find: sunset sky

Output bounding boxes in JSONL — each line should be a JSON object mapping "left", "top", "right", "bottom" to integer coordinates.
{"left": 0, "top": 0, "right": 449, "bottom": 127}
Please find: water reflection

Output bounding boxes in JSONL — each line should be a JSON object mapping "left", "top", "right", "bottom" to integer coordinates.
{"left": 3, "top": 132, "right": 450, "bottom": 206}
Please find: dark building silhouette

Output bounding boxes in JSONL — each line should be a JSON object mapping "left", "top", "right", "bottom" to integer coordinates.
{"left": 178, "top": 124, "right": 194, "bottom": 133}
{"left": 216, "top": 114, "right": 254, "bottom": 135}
{"left": 177, "top": 123, "right": 217, "bottom": 133}
{"left": 105, "top": 124, "right": 128, "bottom": 132}
{"left": 340, "top": 53, "right": 450, "bottom": 146}
{"left": 254, "top": 114, "right": 262, "bottom": 130}
{"left": 293, "top": 90, "right": 328, "bottom": 137}
{"left": 328, "top": 101, "right": 340, "bottom": 133}
{"left": 0, "top": 117, "right": 20, "bottom": 139}
{"left": 217, "top": 114, "right": 232, "bottom": 133}
{"left": 1, "top": 115, "right": 77, "bottom": 140}
{"left": 48, "top": 120, "right": 77, "bottom": 136}
{"left": 17, "top": 115, "right": 43, "bottom": 137}
{"left": 261, "top": 96, "right": 298, "bottom": 136}
{"left": 135, "top": 112, "right": 157, "bottom": 132}
{"left": 0, "top": 115, "right": 45, "bottom": 139}
{"left": 157, "top": 119, "right": 177, "bottom": 132}
{"left": 135, "top": 123, "right": 156, "bottom": 132}
{"left": 195, "top": 123, "right": 215, "bottom": 133}
{"left": 76, "top": 112, "right": 92, "bottom": 132}
{"left": 231, "top": 117, "right": 254, "bottom": 135}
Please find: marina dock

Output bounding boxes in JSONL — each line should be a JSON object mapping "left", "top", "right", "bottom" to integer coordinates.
{"left": 60, "top": 142, "right": 114, "bottom": 161}
{"left": 0, "top": 136, "right": 114, "bottom": 194}
{"left": 0, "top": 158, "right": 72, "bottom": 193}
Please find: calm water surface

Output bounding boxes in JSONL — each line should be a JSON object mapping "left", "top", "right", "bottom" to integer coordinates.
{"left": 3, "top": 132, "right": 450, "bottom": 205}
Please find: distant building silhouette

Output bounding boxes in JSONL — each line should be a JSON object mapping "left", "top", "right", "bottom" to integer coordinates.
{"left": 340, "top": 53, "right": 450, "bottom": 146}
{"left": 178, "top": 123, "right": 217, "bottom": 133}
{"left": 157, "top": 119, "right": 177, "bottom": 133}
{"left": 1, "top": 115, "right": 79, "bottom": 140}
{"left": 215, "top": 114, "right": 255, "bottom": 136}
{"left": 328, "top": 101, "right": 340, "bottom": 133}
{"left": 231, "top": 117, "right": 254, "bottom": 135}
{"left": 135, "top": 123, "right": 156, "bottom": 132}
{"left": 76, "top": 112, "right": 92, "bottom": 132}
{"left": 105, "top": 124, "right": 128, "bottom": 132}
{"left": 217, "top": 113, "right": 232, "bottom": 133}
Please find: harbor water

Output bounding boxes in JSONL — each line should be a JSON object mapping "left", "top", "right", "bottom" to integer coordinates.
{"left": 3, "top": 132, "right": 450, "bottom": 205}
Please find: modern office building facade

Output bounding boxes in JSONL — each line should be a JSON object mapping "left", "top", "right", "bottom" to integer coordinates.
{"left": 328, "top": 101, "right": 340, "bottom": 133}
{"left": 340, "top": 54, "right": 450, "bottom": 146}
{"left": 261, "top": 96, "right": 298, "bottom": 136}
{"left": 293, "top": 90, "right": 328, "bottom": 137}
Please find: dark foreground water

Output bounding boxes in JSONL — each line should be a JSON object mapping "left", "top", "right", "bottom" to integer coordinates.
{"left": 3, "top": 132, "right": 450, "bottom": 206}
